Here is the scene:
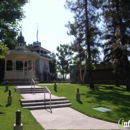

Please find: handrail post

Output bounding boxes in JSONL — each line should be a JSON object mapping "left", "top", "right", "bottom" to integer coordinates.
{"left": 44, "top": 87, "right": 45, "bottom": 101}
{"left": 50, "top": 93, "right": 52, "bottom": 112}
{"left": 31, "top": 78, "right": 35, "bottom": 95}
{"left": 45, "top": 86, "right": 52, "bottom": 112}
{"left": 44, "top": 87, "right": 46, "bottom": 108}
{"left": 34, "top": 83, "right": 35, "bottom": 94}
{"left": 33, "top": 79, "right": 35, "bottom": 94}
{"left": 31, "top": 79, "right": 32, "bottom": 94}
{"left": 31, "top": 79, "right": 32, "bottom": 88}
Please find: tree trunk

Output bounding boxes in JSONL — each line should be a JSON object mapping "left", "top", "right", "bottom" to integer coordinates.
{"left": 85, "top": 0, "right": 95, "bottom": 89}
{"left": 88, "top": 69, "right": 94, "bottom": 88}
{"left": 124, "top": 56, "right": 130, "bottom": 91}
{"left": 82, "top": 60, "right": 87, "bottom": 84}
{"left": 115, "top": 0, "right": 130, "bottom": 91}
{"left": 126, "top": 75, "right": 130, "bottom": 91}
{"left": 79, "top": 65, "right": 83, "bottom": 84}
{"left": 115, "top": 73, "right": 120, "bottom": 87}
{"left": 63, "top": 73, "right": 65, "bottom": 81}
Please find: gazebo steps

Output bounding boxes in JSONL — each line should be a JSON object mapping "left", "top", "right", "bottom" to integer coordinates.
{"left": 20, "top": 97, "right": 67, "bottom": 103}
{"left": 23, "top": 103, "right": 71, "bottom": 110}
{"left": 20, "top": 98, "right": 71, "bottom": 110}
{"left": 15, "top": 87, "right": 48, "bottom": 94}
{"left": 21, "top": 100, "right": 70, "bottom": 106}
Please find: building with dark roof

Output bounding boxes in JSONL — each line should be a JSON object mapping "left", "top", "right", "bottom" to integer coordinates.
{"left": 70, "top": 63, "right": 126, "bottom": 84}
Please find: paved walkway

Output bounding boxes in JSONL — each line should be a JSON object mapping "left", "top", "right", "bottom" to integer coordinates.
{"left": 17, "top": 85, "right": 121, "bottom": 129}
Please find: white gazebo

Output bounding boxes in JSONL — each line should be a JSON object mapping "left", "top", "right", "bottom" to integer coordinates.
{"left": 3, "top": 32, "right": 40, "bottom": 84}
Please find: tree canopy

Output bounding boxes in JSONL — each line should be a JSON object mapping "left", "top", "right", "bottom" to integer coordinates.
{"left": 65, "top": 0, "right": 101, "bottom": 87}
{"left": 101, "top": 0, "right": 130, "bottom": 90}
{"left": 0, "top": 0, "right": 28, "bottom": 49}
{"left": 0, "top": 0, "right": 28, "bottom": 82}
{"left": 56, "top": 44, "right": 73, "bottom": 81}
{"left": 0, "top": 42, "right": 8, "bottom": 59}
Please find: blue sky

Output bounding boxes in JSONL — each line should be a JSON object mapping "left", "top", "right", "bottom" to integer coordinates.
{"left": 22, "top": 0, "right": 74, "bottom": 53}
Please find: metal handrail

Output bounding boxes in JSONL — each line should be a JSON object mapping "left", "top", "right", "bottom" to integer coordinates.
{"left": 31, "top": 78, "right": 35, "bottom": 94}
{"left": 44, "top": 86, "right": 52, "bottom": 112}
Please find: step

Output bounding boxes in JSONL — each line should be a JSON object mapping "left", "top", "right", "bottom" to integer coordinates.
{"left": 23, "top": 103, "right": 71, "bottom": 110}
{"left": 20, "top": 97, "right": 67, "bottom": 103}
{"left": 16, "top": 90, "right": 48, "bottom": 92}
{"left": 17, "top": 91, "right": 48, "bottom": 94}
{"left": 16, "top": 89, "right": 47, "bottom": 91}
{"left": 15, "top": 88, "right": 46, "bottom": 91}
{"left": 15, "top": 87, "right": 46, "bottom": 89}
{"left": 19, "top": 91, "right": 48, "bottom": 94}
{"left": 21, "top": 100, "right": 70, "bottom": 107}
{"left": 15, "top": 87, "right": 45, "bottom": 89}
{"left": 15, "top": 87, "right": 48, "bottom": 93}
{"left": 17, "top": 86, "right": 72, "bottom": 110}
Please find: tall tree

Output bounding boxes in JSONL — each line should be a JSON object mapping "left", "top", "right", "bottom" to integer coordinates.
{"left": 0, "top": 0, "right": 26, "bottom": 41}
{"left": 102, "top": 0, "right": 130, "bottom": 91}
{"left": 65, "top": 0, "right": 101, "bottom": 88}
{"left": 0, "top": 0, "right": 28, "bottom": 82}
{"left": 56, "top": 44, "right": 73, "bottom": 81}
{"left": 0, "top": 44, "right": 6, "bottom": 83}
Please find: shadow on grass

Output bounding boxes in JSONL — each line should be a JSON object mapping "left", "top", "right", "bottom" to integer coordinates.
{"left": 80, "top": 93, "right": 86, "bottom": 96}
{"left": 88, "top": 88, "right": 130, "bottom": 106}
{"left": 5, "top": 104, "right": 11, "bottom": 107}
{"left": 77, "top": 100, "right": 83, "bottom": 104}
{"left": 87, "top": 85, "right": 130, "bottom": 118}
{"left": 0, "top": 112, "right": 3, "bottom": 116}
{"left": 113, "top": 106, "right": 130, "bottom": 119}
{"left": 0, "top": 104, "right": 4, "bottom": 107}
{"left": 101, "top": 85, "right": 126, "bottom": 92}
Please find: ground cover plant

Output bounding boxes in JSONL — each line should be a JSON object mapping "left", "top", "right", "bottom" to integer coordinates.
{"left": 0, "top": 85, "right": 44, "bottom": 130}
{"left": 40, "top": 84, "right": 130, "bottom": 123}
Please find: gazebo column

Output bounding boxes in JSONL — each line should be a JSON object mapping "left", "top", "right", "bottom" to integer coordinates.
{"left": 13, "top": 58, "right": 16, "bottom": 78}
{"left": 23, "top": 60, "right": 25, "bottom": 78}
{"left": 27, "top": 59, "right": 28, "bottom": 78}
{"left": 31, "top": 60, "right": 33, "bottom": 78}
{"left": 13, "top": 58, "right": 16, "bottom": 70}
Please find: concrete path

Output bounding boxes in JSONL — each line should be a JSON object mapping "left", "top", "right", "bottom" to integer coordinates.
{"left": 17, "top": 85, "right": 121, "bottom": 129}
{"left": 31, "top": 108, "right": 119, "bottom": 129}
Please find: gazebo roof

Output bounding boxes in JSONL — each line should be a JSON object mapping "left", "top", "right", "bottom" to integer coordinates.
{"left": 5, "top": 50, "right": 40, "bottom": 60}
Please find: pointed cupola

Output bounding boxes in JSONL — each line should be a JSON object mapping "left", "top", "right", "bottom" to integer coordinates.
{"left": 15, "top": 32, "right": 26, "bottom": 51}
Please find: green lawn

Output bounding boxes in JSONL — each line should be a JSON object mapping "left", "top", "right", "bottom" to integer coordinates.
{"left": 0, "top": 85, "right": 44, "bottom": 130}
{"left": 40, "top": 83, "right": 130, "bottom": 123}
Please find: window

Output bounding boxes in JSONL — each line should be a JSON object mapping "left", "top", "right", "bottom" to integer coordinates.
{"left": 44, "top": 62, "right": 48, "bottom": 70}
{"left": 6, "top": 60, "right": 13, "bottom": 71}
{"left": 16, "top": 61, "right": 23, "bottom": 70}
